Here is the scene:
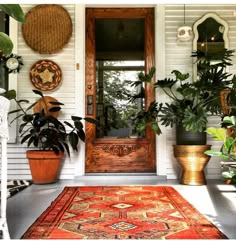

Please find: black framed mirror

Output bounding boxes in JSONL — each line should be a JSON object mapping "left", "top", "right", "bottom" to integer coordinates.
{"left": 192, "top": 13, "right": 229, "bottom": 80}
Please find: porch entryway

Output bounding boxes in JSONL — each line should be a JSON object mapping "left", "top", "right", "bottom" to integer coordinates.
{"left": 85, "top": 8, "right": 156, "bottom": 173}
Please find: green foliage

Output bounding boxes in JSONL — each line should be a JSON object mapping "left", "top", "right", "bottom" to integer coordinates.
{"left": 9, "top": 90, "right": 97, "bottom": 156}
{"left": 222, "top": 170, "right": 236, "bottom": 184}
{"left": 0, "top": 89, "right": 16, "bottom": 100}
{"left": 0, "top": 32, "right": 13, "bottom": 57}
{"left": 0, "top": 4, "right": 26, "bottom": 56}
{"left": 133, "top": 101, "right": 162, "bottom": 135}
{"left": 130, "top": 49, "right": 235, "bottom": 135}
{"left": 206, "top": 116, "right": 236, "bottom": 184}
{"left": 205, "top": 116, "right": 236, "bottom": 161}
{"left": 155, "top": 68, "right": 214, "bottom": 133}
{"left": 205, "top": 127, "right": 226, "bottom": 141}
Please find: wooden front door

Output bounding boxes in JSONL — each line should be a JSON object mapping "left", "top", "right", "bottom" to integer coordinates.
{"left": 85, "top": 8, "right": 155, "bottom": 173}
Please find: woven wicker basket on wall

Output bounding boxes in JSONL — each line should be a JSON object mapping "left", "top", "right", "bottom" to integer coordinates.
{"left": 22, "top": 4, "right": 72, "bottom": 54}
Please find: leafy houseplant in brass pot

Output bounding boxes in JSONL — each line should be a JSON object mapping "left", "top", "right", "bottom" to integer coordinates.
{"left": 9, "top": 89, "right": 96, "bottom": 184}
{"left": 131, "top": 49, "right": 234, "bottom": 185}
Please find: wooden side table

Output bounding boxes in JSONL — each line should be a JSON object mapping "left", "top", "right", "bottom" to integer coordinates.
{"left": 173, "top": 145, "right": 211, "bottom": 185}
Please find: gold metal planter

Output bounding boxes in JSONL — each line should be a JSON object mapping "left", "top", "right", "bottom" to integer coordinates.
{"left": 173, "top": 145, "right": 211, "bottom": 185}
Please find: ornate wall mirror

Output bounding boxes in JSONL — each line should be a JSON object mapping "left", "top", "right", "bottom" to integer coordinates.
{"left": 192, "top": 13, "right": 229, "bottom": 80}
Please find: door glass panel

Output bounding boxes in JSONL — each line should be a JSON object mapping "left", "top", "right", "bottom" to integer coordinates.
{"left": 96, "top": 60, "right": 144, "bottom": 138}
{"left": 95, "top": 18, "right": 145, "bottom": 139}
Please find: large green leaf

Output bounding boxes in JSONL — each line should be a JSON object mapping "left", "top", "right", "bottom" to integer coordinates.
{"left": 0, "top": 4, "right": 26, "bottom": 23}
{"left": 204, "top": 149, "right": 224, "bottom": 157}
{"left": 0, "top": 32, "right": 13, "bottom": 56}
{"left": 205, "top": 128, "right": 226, "bottom": 141}
{"left": 171, "top": 70, "right": 190, "bottom": 81}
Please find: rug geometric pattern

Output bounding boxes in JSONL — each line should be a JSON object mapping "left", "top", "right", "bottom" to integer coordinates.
{"left": 21, "top": 186, "right": 228, "bottom": 239}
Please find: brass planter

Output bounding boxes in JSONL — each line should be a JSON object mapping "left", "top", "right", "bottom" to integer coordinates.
{"left": 173, "top": 145, "right": 211, "bottom": 185}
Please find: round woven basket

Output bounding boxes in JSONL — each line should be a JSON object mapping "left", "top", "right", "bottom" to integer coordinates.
{"left": 22, "top": 4, "right": 72, "bottom": 54}
{"left": 29, "top": 59, "right": 62, "bottom": 92}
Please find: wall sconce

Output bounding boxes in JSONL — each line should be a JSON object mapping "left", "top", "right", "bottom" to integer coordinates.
{"left": 177, "top": 5, "right": 193, "bottom": 42}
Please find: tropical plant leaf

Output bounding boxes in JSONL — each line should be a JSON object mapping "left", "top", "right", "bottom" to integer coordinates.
{"left": 1, "top": 89, "right": 16, "bottom": 100}
{"left": 0, "top": 4, "right": 26, "bottom": 23}
{"left": 77, "top": 129, "right": 85, "bottom": 142}
{"left": 32, "top": 90, "right": 44, "bottom": 97}
{"left": 64, "top": 121, "right": 74, "bottom": 129}
{"left": 0, "top": 32, "right": 13, "bottom": 56}
{"left": 71, "top": 116, "right": 82, "bottom": 121}
{"left": 204, "top": 149, "right": 224, "bottom": 157}
{"left": 205, "top": 128, "right": 226, "bottom": 141}
{"left": 171, "top": 70, "right": 190, "bottom": 81}
{"left": 69, "top": 132, "right": 79, "bottom": 151}
{"left": 84, "top": 117, "right": 98, "bottom": 124}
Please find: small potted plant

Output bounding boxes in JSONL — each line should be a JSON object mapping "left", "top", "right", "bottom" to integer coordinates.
{"left": 8, "top": 89, "right": 96, "bottom": 184}
{"left": 205, "top": 116, "right": 236, "bottom": 184}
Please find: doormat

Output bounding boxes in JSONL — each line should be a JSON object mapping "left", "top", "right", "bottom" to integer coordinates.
{"left": 0, "top": 180, "right": 32, "bottom": 199}
{"left": 21, "top": 186, "right": 227, "bottom": 239}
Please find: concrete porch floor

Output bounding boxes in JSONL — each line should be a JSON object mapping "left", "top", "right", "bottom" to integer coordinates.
{"left": 5, "top": 178, "right": 236, "bottom": 240}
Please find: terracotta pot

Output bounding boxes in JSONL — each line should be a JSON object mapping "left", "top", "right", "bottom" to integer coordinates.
{"left": 26, "top": 150, "right": 63, "bottom": 184}
{"left": 173, "top": 145, "right": 211, "bottom": 185}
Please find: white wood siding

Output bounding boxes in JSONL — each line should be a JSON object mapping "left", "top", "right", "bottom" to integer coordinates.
{"left": 2, "top": 4, "right": 236, "bottom": 180}
{"left": 2, "top": 4, "right": 76, "bottom": 180}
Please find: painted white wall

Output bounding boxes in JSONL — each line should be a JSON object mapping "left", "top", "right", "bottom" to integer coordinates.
{"left": 5, "top": 4, "right": 77, "bottom": 179}
{"left": 3, "top": 4, "right": 236, "bottom": 180}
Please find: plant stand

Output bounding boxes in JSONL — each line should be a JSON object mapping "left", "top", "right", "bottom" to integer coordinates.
{"left": 173, "top": 145, "right": 211, "bottom": 185}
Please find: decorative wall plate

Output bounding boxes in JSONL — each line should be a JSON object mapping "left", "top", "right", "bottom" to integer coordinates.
{"left": 22, "top": 4, "right": 72, "bottom": 54}
{"left": 29, "top": 59, "right": 62, "bottom": 92}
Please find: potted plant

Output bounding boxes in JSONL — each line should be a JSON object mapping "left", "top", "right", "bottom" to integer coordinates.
{"left": 129, "top": 49, "right": 234, "bottom": 185}
{"left": 132, "top": 49, "right": 234, "bottom": 145}
{"left": 8, "top": 89, "right": 96, "bottom": 184}
{"left": 205, "top": 116, "right": 236, "bottom": 184}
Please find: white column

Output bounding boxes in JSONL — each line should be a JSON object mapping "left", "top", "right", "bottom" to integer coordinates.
{"left": 155, "top": 5, "right": 167, "bottom": 177}
{"left": 74, "top": 4, "right": 86, "bottom": 176}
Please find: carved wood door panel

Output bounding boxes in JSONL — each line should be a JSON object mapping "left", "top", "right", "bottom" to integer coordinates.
{"left": 85, "top": 8, "right": 155, "bottom": 173}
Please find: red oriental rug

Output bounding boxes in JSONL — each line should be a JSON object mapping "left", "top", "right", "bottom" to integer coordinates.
{"left": 21, "top": 186, "right": 227, "bottom": 239}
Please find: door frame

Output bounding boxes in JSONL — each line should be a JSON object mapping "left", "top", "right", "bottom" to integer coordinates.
{"left": 85, "top": 8, "right": 156, "bottom": 173}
